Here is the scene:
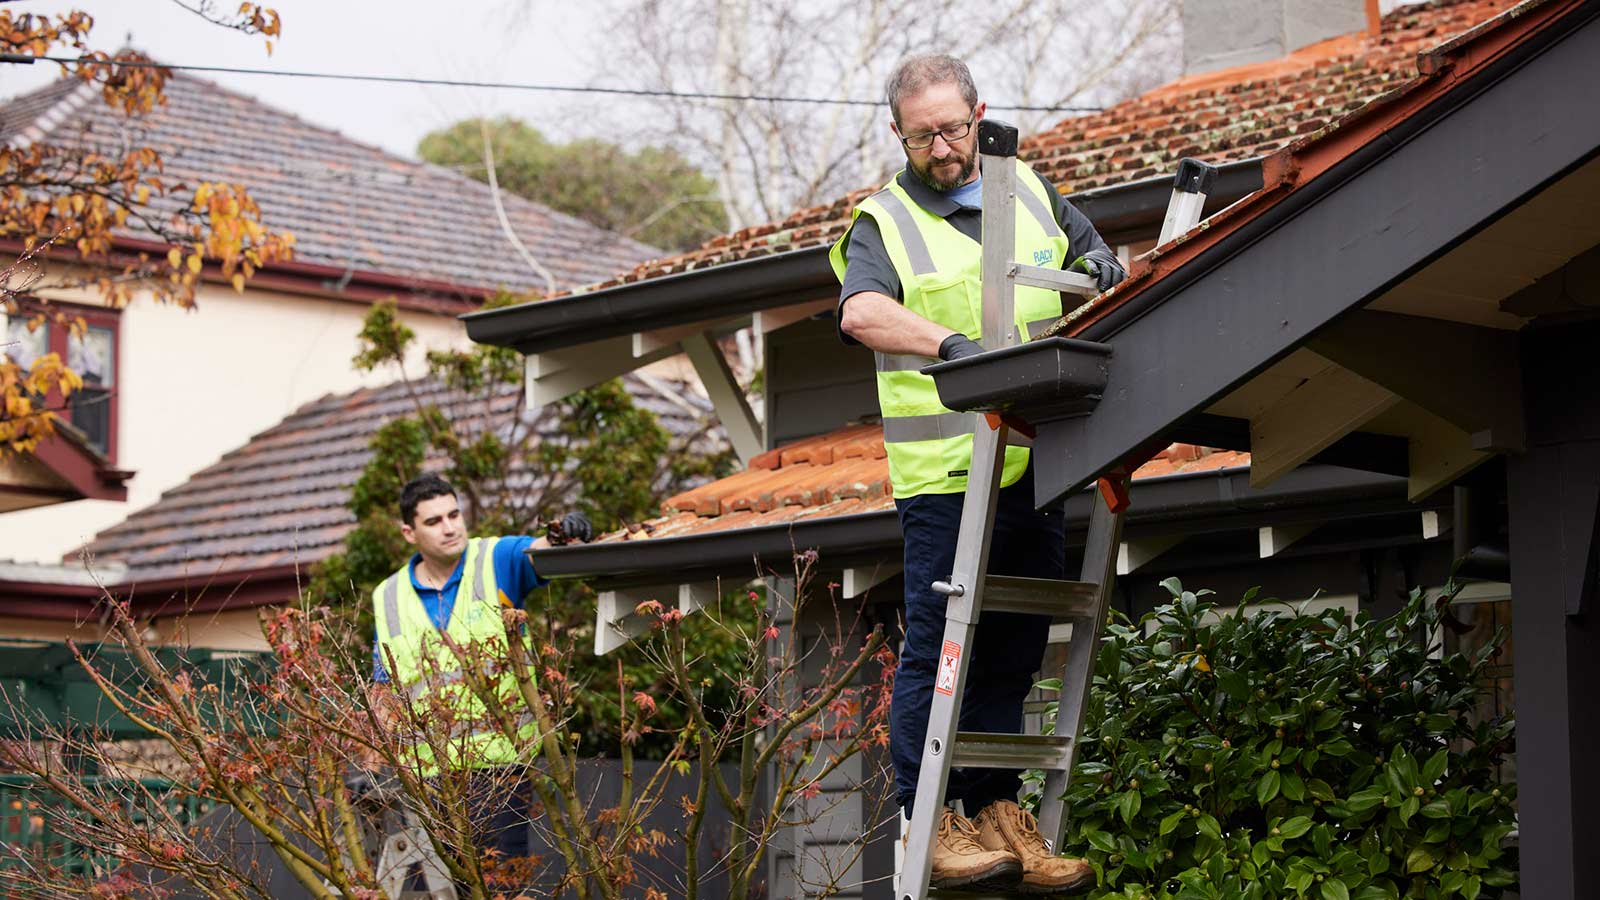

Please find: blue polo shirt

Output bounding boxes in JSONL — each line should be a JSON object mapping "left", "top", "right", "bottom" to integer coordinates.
{"left": 372, "top": 536, "right": 547, "bottom": 682}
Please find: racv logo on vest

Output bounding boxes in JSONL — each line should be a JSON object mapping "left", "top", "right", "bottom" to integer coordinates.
{"left": 1033, "top": 248, "right": 1054, "bottom": 266}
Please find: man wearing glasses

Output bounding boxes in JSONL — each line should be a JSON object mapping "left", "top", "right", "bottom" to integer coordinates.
{"left": 828, "top": 53, "right": 1123, "bottom": 895}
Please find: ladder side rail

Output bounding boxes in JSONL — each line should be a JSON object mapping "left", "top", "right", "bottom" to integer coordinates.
{"left": 899, "top": 421, "right": 1010, "bottom": 900}
{"left": 978, "top": 138, "right": 1019, "bottom": 352}
{"left": 1035, "top": 484, "right": 1127, "bottom": 851}
{"left": 900, "top": 119, "right": 1024, "bottom": 900}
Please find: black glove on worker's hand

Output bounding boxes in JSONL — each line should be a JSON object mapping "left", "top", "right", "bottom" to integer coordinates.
{"left": 548, "top": 511, "right": 594, "bottom": 545}
{"left": 1069, "top": 247, "right": 1128, "bottom": 293}
{"left": 938, "top": 333, "right": 985, "bottom": 362}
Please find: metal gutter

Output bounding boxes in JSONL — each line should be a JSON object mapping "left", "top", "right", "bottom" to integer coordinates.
{"left": 461, "top": 161, "right": 1264, "bottom": 354}
{"left": 531, "top": 463, "right": 1422, "bottom": 584}
{"left": 0, "top": 235, "right": 489, "bottom": 315}
{"left": 0, "top": 564, "right": 309, "bottom": 620}
{"left": 530, "top": 507, "right": 903, "bottom": 584}
{"left": 463, "top": 247, "right": 836, "bottom": 354}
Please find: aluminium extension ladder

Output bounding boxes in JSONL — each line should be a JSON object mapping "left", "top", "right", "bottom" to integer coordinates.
{"left": 897, "top": 121, "right": 1215, "bottom": 900}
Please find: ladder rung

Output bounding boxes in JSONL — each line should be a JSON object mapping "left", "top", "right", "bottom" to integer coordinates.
{"left": 981, "top": 575, "right": 1098, "bottom": 621}
{"left": 950, "top": 733, "right": 1074, "bottom": 771}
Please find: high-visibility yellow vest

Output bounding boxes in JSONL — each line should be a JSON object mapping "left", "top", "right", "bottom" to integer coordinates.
{"left": 372, "top": 537, "right": 536, "bottom": 776}
{"left": 829, "top": 160, "right": 1072, "bottom": 497}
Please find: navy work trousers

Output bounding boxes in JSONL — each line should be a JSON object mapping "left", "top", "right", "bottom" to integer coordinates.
{"left": 891, "top": 462, "right": 1066, "bottom": 816}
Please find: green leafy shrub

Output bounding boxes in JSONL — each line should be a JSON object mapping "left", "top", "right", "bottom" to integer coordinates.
{"left": 1041, "top": 580, "right": 1517, "bottom": 899}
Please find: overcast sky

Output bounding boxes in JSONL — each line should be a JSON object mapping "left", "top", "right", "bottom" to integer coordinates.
{"left": 2, "top": 1, "right": 1427, "bottom": 164}
{"left": 1, "top": 0, "right": 607, "bottom": 160}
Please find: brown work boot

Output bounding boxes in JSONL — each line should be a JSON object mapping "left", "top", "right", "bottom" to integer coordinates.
{"left": 923, "top": 807, "right": 1023, "bottom": 891}
{"left": 973, "top": 800, "right": 1096, "bottom": 895}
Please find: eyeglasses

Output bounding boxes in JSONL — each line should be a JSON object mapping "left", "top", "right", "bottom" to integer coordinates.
{"left": 899, "top": 113, "right": 975, "bottom": 151}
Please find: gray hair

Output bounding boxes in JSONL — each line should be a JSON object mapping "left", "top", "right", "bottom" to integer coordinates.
{"left": 885, "top": 54, "right": 978, "bottom": 126}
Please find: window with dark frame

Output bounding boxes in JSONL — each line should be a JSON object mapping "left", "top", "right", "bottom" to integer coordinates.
{"left": 1, "top": 303, "right": 121, "bottom": 460}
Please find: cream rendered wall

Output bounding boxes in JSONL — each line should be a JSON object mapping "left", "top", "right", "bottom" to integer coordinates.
{"left": 2, "top": 283, "right": 470, "bottom": 563}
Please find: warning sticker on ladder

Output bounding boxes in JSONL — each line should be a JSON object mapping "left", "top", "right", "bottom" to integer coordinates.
{"left": 934, "top": 640, "right": 962, "bottom": 696}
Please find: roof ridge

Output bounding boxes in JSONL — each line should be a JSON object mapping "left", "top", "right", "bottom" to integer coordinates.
{"left": 160, "top": 72, "right": 661, "bottom": 262}
{"left": 2, "top": 76, "right": 100, "bottom": 149}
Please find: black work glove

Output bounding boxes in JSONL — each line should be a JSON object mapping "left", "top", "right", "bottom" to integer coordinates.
{"left": 937, "top": 333, "right": 985, "bottom": 362}
{"left": 548, "top": 511, "right": 594, "bottom": 545}
{"left": 1069, "top": 247, "right": 1127, "bottom": 293}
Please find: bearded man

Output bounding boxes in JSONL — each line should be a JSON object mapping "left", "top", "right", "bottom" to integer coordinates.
{"left": 828, "top": 53, "right": 1125, "bottom": 895}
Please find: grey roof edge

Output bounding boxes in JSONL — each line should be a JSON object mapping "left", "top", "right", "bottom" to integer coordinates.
{"left": 463, "top": 245, "right": 836, "bottom": 354}
{"left": 461, "top": 159, "right": 1265, "bottom": 355}
{"left": 529, "top": 462, "right": 1422, "bottom": 587}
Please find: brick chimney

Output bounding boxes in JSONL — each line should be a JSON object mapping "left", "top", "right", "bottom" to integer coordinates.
{"left": 1182, "top": 0, "right": 1381, "bottom": 75}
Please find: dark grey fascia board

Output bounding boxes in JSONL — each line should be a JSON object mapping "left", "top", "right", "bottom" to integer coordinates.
{"left": 462, "top": 160, "right": 1264, "bottom": 355}
{"left": 462, "top": 246, "right": 835, "bottom": 354}
{"left": 530, "top": 463, "right": 1425, "bottom": 587}
{"left": 529, "top": 508, "right": 903, "bottom": 584}
{"left": 1021, "top": 7, "right": 1600, "bottom": 507}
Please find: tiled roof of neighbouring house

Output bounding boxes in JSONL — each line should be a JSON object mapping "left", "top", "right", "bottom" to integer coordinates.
{"left": 73, "top": 376, "right": 727, "bottom": 584}
{"left": 0, "top": 71, "right": 659, "bottom": 299}
{"left": 556, "top": 0, "right": 1516, "bottom": 293}
{"left": 594, "top": 425, "right": 1248, "bottom": 544}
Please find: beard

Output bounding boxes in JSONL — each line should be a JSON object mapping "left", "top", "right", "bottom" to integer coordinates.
{"left": 908, "top": 147, "right": 976, "bottom": 192}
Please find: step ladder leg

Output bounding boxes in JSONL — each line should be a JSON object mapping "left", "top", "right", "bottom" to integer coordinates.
{"left": 1035, "top": 480, "right": 1127, "bottom": 850}
{"left": 900, "top": 418, "right": 1010, "bottom": 900}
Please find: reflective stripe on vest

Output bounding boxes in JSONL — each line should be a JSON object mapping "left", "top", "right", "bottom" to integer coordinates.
{"left": 371, "top": 536, "right": 536, "bottom": 775}
{"left": 830, "top": 159, "right": 1072, "bottom": 497}
{"left": 380, "top": 542, "right": 491, "bottom": 642}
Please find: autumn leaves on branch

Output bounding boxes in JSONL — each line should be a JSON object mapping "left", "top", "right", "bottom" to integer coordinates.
{"left": 0, "top": 7, "right": 293, "bottom": 454}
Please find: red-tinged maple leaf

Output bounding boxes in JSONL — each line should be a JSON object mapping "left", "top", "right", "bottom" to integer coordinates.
{"left": 632, "top": 690, "right": 658, "bottom": 717}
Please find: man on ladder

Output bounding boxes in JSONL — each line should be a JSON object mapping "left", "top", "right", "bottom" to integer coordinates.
{"left": 828, "top": 54, "right": 1126, "bottom": 895}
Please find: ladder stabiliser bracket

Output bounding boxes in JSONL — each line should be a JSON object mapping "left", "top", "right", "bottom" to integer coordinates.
{"left": 1174, "top": 156, "right": 1218, "bottom": 195}
{"left": 978, "top": 119, "right": 1019, "bottom": 158}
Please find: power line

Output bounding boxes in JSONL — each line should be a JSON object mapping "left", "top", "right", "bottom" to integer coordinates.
{"left": 0, "top": 53, "right": 1103, "bottom": 113}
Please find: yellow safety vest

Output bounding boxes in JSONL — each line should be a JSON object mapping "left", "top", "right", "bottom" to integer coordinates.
{"left": 829, "top": 160, "right": 1072, "bottom": 497}
{"left": 372, "top": 537, "right": 537, "bottom": 776}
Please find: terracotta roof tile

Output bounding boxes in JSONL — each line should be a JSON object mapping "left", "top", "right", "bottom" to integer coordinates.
{"left": 594, "top": 431, "right": 1249, "bottom": 545}
{"left": 1, "top": 71, "right": 658, "bottom": 300}
{"left": 75, "top": 377, "right": 726, "bottom": 585}
{"left": 533, "top": 1, "right": 1512, "bottom": 302}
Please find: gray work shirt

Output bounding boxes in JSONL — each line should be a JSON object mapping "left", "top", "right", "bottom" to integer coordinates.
{"left": 836, "top": 168, "right": 1112, "bottom": 345}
